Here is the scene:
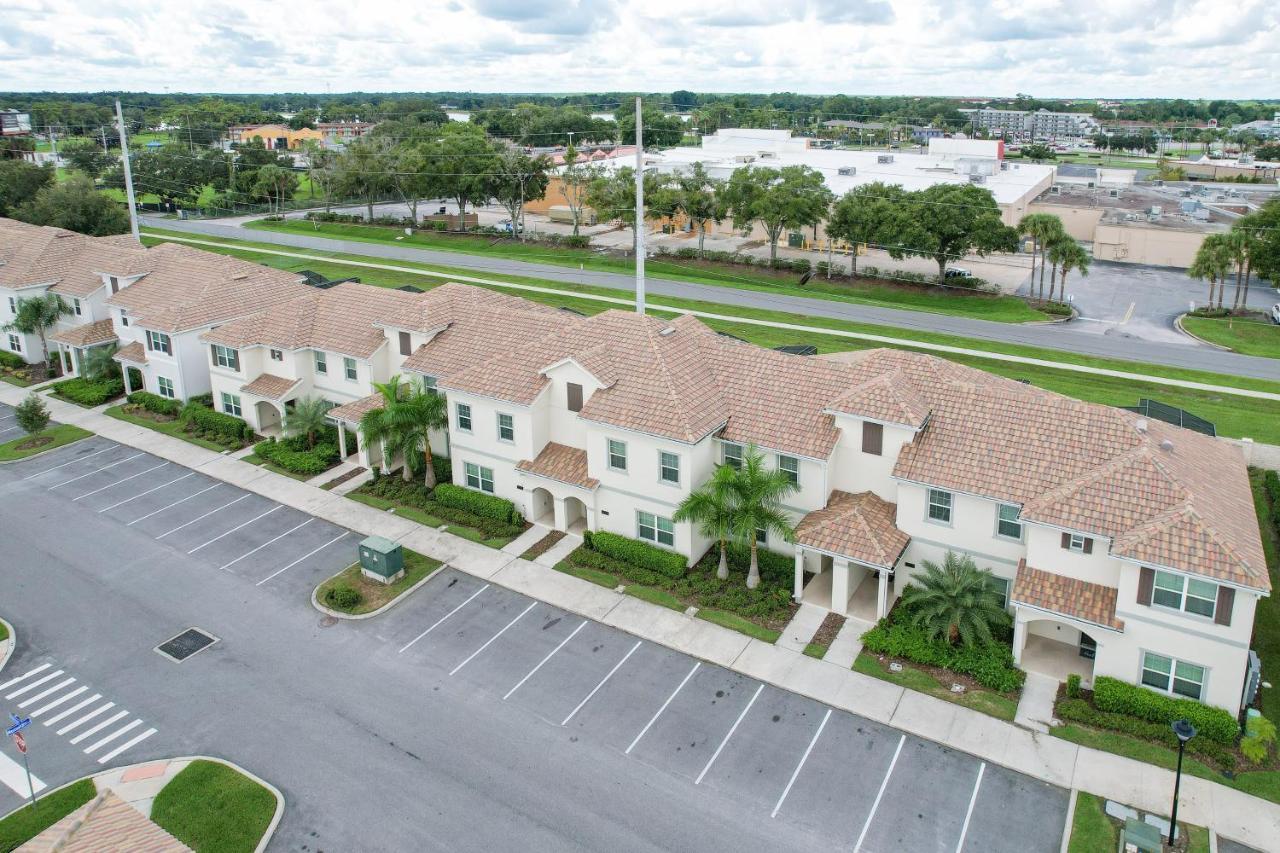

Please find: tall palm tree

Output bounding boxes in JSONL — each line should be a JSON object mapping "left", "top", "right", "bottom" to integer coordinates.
{"left": 359, "top": 375, "right": 447, "bottom": 487}
{"left": 1189, "top": 233, "right": 1234, "bottom": 310}
{"left": 901, "top": 552, "right": 1009, "bottom": 647}
{"left": 729, "top": 445, "right": 798, "bottom": 589}
{"left": 674, "top": 463, "right": 739, "bottom": 580}
{"left": 2, "top": 293, "right": 70, "bottom": 374}
{"left": 284, "top": 396, "right": 332, "bottom": 449}
{"left": 1053, "top": 240, "right": 1090, "bottom": 304}
{"left": 1016, "top": 214, "right": 1064, "bottom": 301}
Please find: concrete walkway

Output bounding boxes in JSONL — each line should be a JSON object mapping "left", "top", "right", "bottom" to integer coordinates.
{"left": 8, "top": 385, "right": 1278, "bottom": 851}
{"left": 776, "top": 603, "right": 827, "bottom": 653}
{"left": 823, "top": 616, "right": 872, "bottom": 668}
{"left": 534, "top": 532, "right": 581, "bottom": 567}
{"left": 139, "top": 221, "right": 1280, "bottom": 387}
{"left": 501, "top": 523, "right": 550, "bottom": 556}
{"left": 96, "top": 758, "right": 192, "bottom": 818}
{"left": 1014, "top": 672, "right": 1060, "bottom": 734}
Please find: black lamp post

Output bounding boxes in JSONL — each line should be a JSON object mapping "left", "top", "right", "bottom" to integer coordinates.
{"left": 1169, "top": 719, "right": 1197, "bottom": 845}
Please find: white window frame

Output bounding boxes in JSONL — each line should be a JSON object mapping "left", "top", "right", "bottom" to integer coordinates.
{"left": 658, "top": 451, "right": 680, "bottom": 485}
{"left": 7, "top": 297, "right": 15, "bottom": 314}
{"left": 464, "top": 461, "right": 494, "bottom": 494}
{"left": 996, "top": 503, "right": 1022, "bottom": 540}
{"left": 1067, "top": 533, "right": 1088, "bottom": 552}
{"left": 722, "top": 441, "right": 743, "bottom": 469}
{"left": 269, "top": 348, "right": 283, "bottom": 361}
{"left": 777, "top": 454, "right": 799, "bottom": 486}
{"left": 343, "top": 357, "right": 357, "bottom": 381}
{"left": 314, "top": 350, "right": 327, "bottom": 375}
{"left": 608, "top": 439, "right": 627, "bottom": 472}
{"left": 7, "top": 333, "right": 20, "bottom": 353}
{"left": 220, "top": 392, "right": 242, "bottom": 417}
{"left": 146, "top": 330, "right": 172, "bottom": 356}
{"left": 72, "top": 298, "right": 82, "bottom": 316}
{"left": 456, "top": 402, "right": 472, "bottom": 432}
{"left": 497, "top": 412, "right": 514, "bottom": 442}
{"left": 989, "top": 575, "right": 1011, "bottom": 609}
{"left": 119, "top": 310, "right": 129, "bottom": 327}
{"left": 637, "top": 510, "right": 675, "bottom": 547}
{"left": 1152, "top": 570, "right": 1217, "bottom": 620}
{"left": 211, "top": 343, "right": 238, "bottom": 370}
{"left": 927, "top": 488, "right": 952, "bottom": 525}
{"left": 157, "top": 376, "right": 175, "bottom": 399}
{"left": 1140, "top": 651, "right": 1206, "bottom": 701}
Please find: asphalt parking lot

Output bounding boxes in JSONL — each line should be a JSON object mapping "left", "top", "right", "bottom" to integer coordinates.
{"left": 0, "top": 401, "right": 28, "bottom": 443}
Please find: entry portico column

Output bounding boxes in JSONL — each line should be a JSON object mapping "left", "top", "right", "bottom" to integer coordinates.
{"left": 793, "top": 549, "right": 805, "bottom": 601}
{"left": 831, "top": 558, "right": 851, "bottom": 615}
{"left": 1012, "top": 615, "right": 1028, "bottom": 666}
{"left": 337, "top": 422, "right": 349, "bottom": 460}
{"left": 121, "top": 362, "right": 133, "bottom": 395}
{"left": 877, "top": 567, "right": 889, "bottom": 620}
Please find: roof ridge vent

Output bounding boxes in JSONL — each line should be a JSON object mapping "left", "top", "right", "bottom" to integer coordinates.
{"left": 232, "top": 273, "right": 250, "bottom": 280}
{"left": 1134, "top": 418, "right": 1148, "bottom": 433}
{"left": 658, "top": 326, "right": 676, "bottom": 336}
{"left": 1159, "top": 438, "right": 1174, "bottom": 453}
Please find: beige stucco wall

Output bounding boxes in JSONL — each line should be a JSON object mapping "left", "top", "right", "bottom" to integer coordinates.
{"left": 1093, "top": 223, "right": 1207, "bottom": 268}
{"left": 1025, "top": 203, "right": 1104, "bottom": 242}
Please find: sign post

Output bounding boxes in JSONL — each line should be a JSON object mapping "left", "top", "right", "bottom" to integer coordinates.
{"left": 7, "top": 714, "right": 36, "bottom": 810}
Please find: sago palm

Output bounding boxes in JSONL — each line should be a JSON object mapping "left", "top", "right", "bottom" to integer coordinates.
{"left": 674, "top": 463, "right": 739, "bottom": 580}
{"left": 729, "top": 445, "right": 798, "bottom": 589}
{"left": 81, "top": 342, "right": 120, "bottom": 383}
{"left": 284, "top": 396, "right": 332, "bottom": 449}
{"left": 901, "top": 552, "right": 1009, "bottom": 647}
{"left": 359, "top": 375, "right": 447, "bottom": 487}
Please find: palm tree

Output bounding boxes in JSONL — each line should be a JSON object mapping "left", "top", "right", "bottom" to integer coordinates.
{"left": 1224, "top": 225, "right": 1258, "bottom": 312}
{"left": 80, "top": 342, "right": 119, "bottom": 383}
{"left": 359, "top": 375, "right": 447, "bottom": 487}
{"left": 674, "top": 463, "right": 739, "bottom": 580}
{"left": 1054, "top": 240, "right": 1090, "bottom": 304}
{"left": 901, "top": 552, "right": 1009, "bottom": 647}
{"left": 1189, "top": 234, "right": 1234, "bottom": 310}
{"left": 2, "top": 293, "right": 70, "bottom": 375}
{"left": 729, "top": 446, "right": 799, "bottom": 589}
{"left": 1016, "top": 214, "right": 1064, "bottom": 301}
{"left": 284, "top": 396, "right": 332, "bottom": 449}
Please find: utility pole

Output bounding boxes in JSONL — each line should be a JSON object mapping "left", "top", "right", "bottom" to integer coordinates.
{"left": 115, "top": 99, "right": 140, "bottom": 243}
{"left": 634, "top": 96, "right": 645, "bottom": 315}
{"left": 49, "top": 126, "right": 58, "bottom": 166}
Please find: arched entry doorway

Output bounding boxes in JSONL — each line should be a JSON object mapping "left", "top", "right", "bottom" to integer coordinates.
{"left": 564, "top": 496, "right": 588, "bottom": 534}
{"left": 528, "top": 487, "right": 554, "bottom": 527}
{"left": 255, "top": 400, "right": 282, "bottom": 436}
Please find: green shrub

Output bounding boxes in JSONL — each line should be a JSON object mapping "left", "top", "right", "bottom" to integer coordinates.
{"left": 0, "top": 350, "right": 25, "bottom": 369}
{"left": 1066, "top": 673, "right": 1082, "bottom": 700}
{"left": 562, "top": 234, "right": 590, "bottom": 249}
{"left": 1189, "top": 306, "right": 1231, "bottom": 318}
{"left": 253, "top": 437, "right": 338, "bottom": 475}
{"left": 1041, "top": 301, "right": 1073, "bottom": 317}
{"left": 182, "top": 401, "right": 250, "bottom": 444}
{"left": 433, "top": 483, "right": 523, "bottom": 525}
{"left": 860, "top": 614, "right": 1024, "bottom": 693}
{"left": 360, "top": 478, "right": 523, "bottom": 538}
{"left": 432, "top": 454, "right": 452, "bottom": 485}
{"left": 51, "top": 376, "right": 124, "bottom": 406}
{"left": 1091, "top": 676, "right": 1239, "bottom": 745}
{"left": 1056, "top": 698, "right": 1236, "bottom": 770}
{"left": 127, "top": 390, "right": 181, "bottom": 417}
{"left": 325, "top": 584, "right": 362, "bottom": 611}
{"left": 587, "top": 531, "right": 687, "bottom": 579}
{"left": 188, "top": 392, "right": 214, "bottom": 408}
{"left": 14, "top": 393, "right": 49, "bottom": 434}
{"left": 1242, "top": 714, "right": 1277, "bottom": 764}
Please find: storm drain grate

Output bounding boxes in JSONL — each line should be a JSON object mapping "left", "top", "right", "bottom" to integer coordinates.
{"left": 155, "top": 628, "right": 219, "bottom": 663}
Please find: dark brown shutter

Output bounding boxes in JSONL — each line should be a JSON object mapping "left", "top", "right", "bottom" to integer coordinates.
{"left": 210, "top": 346, "right": 217, "bottom": 366}
{"left": 399, "top": 331, "right": 411, "bottom": 356}
{"left": 862, "top": 422, "right": 883, "bottom": 456}
{"left": 1137, "top": 567, "right": 1155, "bottom": 606}
{"left": 1214, "top": 586, "right": 1235, "bottom": 626}
{"left": 1083, "top": 537, "right": 1093, "bottom": 555}
{"left": 567, "top": 383, "right": 583, "bottom": 412}
{"left": 1061, "top": 532, "right": 1071, "bottom": 550}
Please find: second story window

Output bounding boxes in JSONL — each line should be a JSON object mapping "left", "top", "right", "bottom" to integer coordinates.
{"left": 497, "top": 413, "right": 514, "bottom": 442}
{"left": 270, "top": 349, "right": 283, "bottom": 361}
{"left": 608, "top": 439, "right": 627, "bottom": 472}
{"left": 722, "top": 441, "right": 743, "bottom": 469}
{"left": 659, "top": 451, "right": 680, "bottom": 484}
{"left": 210, "top": 343, "right": 238, "bottom": 370}
{"left": 399, "top": 331, "right": 412, "bottom": 356}
{"left": 146, "top": 330, "right": 172, "bottom": 356}
{"left": 422, "top": 376, "right": 438, "bottom": 395}
{"left": 777, "top": 454, "right": 799, "bottom": 486}
{"left": 1061, "top": 533, "right": 1093, "bottom": 554}
{"left": 1153, "top": 570, "right": 1217, "bottom": 619}
{"left": 456, "top": 402, "right": 472, "bottom": 432}
{"left": 567, "top": 382, "right": 583, "bottom": 412}
{"left": 344, "top": 357, "right": 357, "bottom": 381}
{"left": 72, "top": 298, "right": 82, "bottom": 316}
{"left": 108, "top": 275, "right": 119, "bottom": 294}
{"left": 119, "top": 311, "right": 129, "bottom": 327}
{"left": 927, "top": 488, "right": 952, "bottom": 524}
{"left": 996, "top": 504, "right": 1022, "bottom": 540}
{"left": 314, "top": 350, "right": 327, "bottom": 375}
{"left": 6, "top": 297, "right": 15, "bottom": 314}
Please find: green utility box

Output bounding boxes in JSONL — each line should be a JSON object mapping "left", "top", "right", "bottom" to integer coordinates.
{"left": 1119, "top": 818, "right": 1162, "bottom": 852}
{"left": 787, "top": 231, "right": 804, "bottom": 248}
{"left": 359, "top": 536, "right": 404, "bottom": 584}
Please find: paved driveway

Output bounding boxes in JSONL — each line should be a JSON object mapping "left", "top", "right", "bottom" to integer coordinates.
{"left": 0, "top": 439, "right": 1068, "bottom": 851}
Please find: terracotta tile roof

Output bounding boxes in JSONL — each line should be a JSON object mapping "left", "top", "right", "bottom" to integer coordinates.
{"left": 327, "top": 392, "right": 385, "bottom": 425}
{"left": 825, "top": 370, "right": 931, "bottom": 428}
{"left": 50, "top": 318, "right": 117, "bottom": 347}
{"left": 112, "top": 341, "right": 147, "bottom": 364}
{"left": 0, "top": 218, "right": 147, "bottom": 297}
{"left": 17, "top": 789, "right": 191, "bottom": 852}
{"left": 1011, "top": 560, "right": 1125, "bottom": 632}
{"left": 516, "top": 442, "right": 599, "bottom": 490}
{"left": 240, "top": 373, "right": 301, "bottom": 401}
{"left": 794, "top": 490, "right": 910, "bottom": 569}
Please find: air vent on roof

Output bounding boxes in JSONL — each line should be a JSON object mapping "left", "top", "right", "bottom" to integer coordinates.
{"left": 1159, "top": 439, "right": 1174, "bottom": 453}
{"left": 968, "top": 174, "right": 986, "bottom": 183}
{"left": 877, "top": 154, "right": 894, "bottom": 164}
{"left": 1134, "top": 418, "right": 1148, "bottom": 433}
{"left": 837, "top": 166, "right": 857, "bottom": 176}
{"left": 658, "top": 326, "right": 676, "bottom": 336}
{"left": 395, "top": 284, "right": 425, "bottom": 293}
{"left": 232, "top": 273, "right": 250, "bottom": 280}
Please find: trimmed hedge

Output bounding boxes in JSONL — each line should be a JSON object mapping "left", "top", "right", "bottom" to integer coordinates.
{"left": 254, "top": 435, "right": 339, "bottom": 476}
{"left": 1057, "top": 698, "right": 1236, "bottom": 770}
{"left": 860, "top": 604, "right": 1024, "bottom": 693}
{"left": 0, "top": 350, "right": 25, "bottom": 369}
{"left": 585, "top": 530, "right": 686, "bottom": 579}
{"left": 181, "top": 401, "right": 250, "bottom": 444}
{"left": 433, "top": 483, "right": 523, "bottom": 525}
{"left": 127, "top": 390, "right": 181, "bottom": 417}
{"left": 1091, "top": 676, "right": 1239, "bottom": 745}
{"left": 51, "top": 376, "right": 124, "bottom": 406}
{"left": 360, "top": 478, "right": 525, "bottom": 539}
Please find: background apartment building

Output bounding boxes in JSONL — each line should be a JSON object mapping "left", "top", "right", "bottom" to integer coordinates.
{"left": 962, "top": 107, "right": 1101, "bottom": 140}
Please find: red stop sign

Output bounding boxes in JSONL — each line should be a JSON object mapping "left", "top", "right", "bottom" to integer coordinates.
{"left": 11, "top": 732, "right": 25, "bottom": 754}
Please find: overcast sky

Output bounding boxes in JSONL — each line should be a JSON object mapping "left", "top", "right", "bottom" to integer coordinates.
{"left": 1, "top": 0, "right": 1275, "bottom": 99}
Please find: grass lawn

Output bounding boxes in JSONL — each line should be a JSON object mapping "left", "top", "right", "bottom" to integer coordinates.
{"left": 803, "top": 641, "right": 829, "bottom": 658}
{"left": 0, "top": 424, "right": 92, "bottom": 462}
{"left": 151, "top": 760, "right": 277, "bottom": 853}
{"left": 854, "top": 653, "right": 1020, "bottom": 722}
{"left": 346, "top": 491, "right": 516, "bottom": 549}
{"left": 246, "top": 218, "right": 1050, "bottom": 323}
{"left": 142, "top": 228, "right": 1280, "bottom": 444}
{"left": 698, "top": 608, "right": 782, "bottom": 643}
{"left": 103, "top": 404, "right": 230, "bottom": 452}
{"left": 1066, "top": 792, "right": 1117, "bottom": 853}
{"left": 552, "top": 559, "right": 620, "bottom": 588}
{"left": 1183, "top": 315, "right": 1280, "bottom": 359}
{"left": 1249, "top": 469, "right": 1280, "bottom": 715}
{"left": 0, "top": 372, "right": 34, "bottom": 388}
{"left": 0, "top": 778, "right": 96, "bottom": 852}
{"left": 0, "top": 621, "right": 7, "bottom": 642}
{"left": 315, "top": 549, "right": 441, "bottom": 615}
{"left": 626, "top": 584, "right": 687, "bottom": 612}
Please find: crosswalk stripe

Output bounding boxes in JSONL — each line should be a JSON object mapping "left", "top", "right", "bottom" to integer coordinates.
{"left": 17, "top": 677, "right": 76, "bottom": 708}
{"left": 97, "top": 727, "right": 157, "bottom": 764}
{"left": 72, "top": 461, "right": 168, "bottom": 501}
{"left": 98, "top": 472, "right": 194, "bottom": 513}
{"left": 0, "top": 663, "right": 51, "bottom": 691}
{"left": 5, "top": 669, "right": 65, "bottom": 700}
{"left": 56, "top": 701, "right": 115, "bottom": 735}
{"left": 23, "top": 445, "right": 113, "bottom": 479}
{"left": 29, "top": 685, "right": 88, "bottom": 718}
{"left": 0, "top": 751, "right": 45, "bottom": 797}
{"left": 83, "top": 719, "right": 142, "bottom": 754}
{"left": 48, "top": 452, "right": 144, "bottom": 489}
{"left": 43, "top": 693, "right": 101, "bottom": 727}
{"left": 188, "top": 505, "right": 282, "bottom": 554}
{"left": 69, "top": 709, "right": 128, "bottom": 744}
{"left": 127, "top": 483, "right": 220, "bottom": 525}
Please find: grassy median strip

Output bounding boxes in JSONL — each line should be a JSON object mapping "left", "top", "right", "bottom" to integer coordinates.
{"left": 0, "top": 779, "right": 96, "bottom": 851}
{"left": 1182, "top": 314, "right": 1280, "bottom": 359}
{"left": 1066, "top": 792, "right": 1117, "bottom": 853}
{"left": 854, "top": 652, "right": 1020, "bottom": 722}
{"left": 316, "top": 549, "right": 441, "bottom": 615}
{"left": 0, "top": 424, "right": 92, "bottom": 462}
{"left": 151, "top": 760, "right": 276, "bottom": 853}
{"left": 1249, "top": 469, "right": 1280, "bottom": 713}
{"left": 696, "top": 608, "right": 782, "bottom": 643}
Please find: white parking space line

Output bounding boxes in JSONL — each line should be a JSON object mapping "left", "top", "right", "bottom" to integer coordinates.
{"left": 561, "top": 640, "right": 641, "bottom": 727}
{"left": 43, "top": 693, "right": 101, "bottom": 727}
{"left": 23, "top": 445, "right": 113, "bottom": 479}
{"left": 29, "top": 685, "right": 88, "bottom": 718}
{"left": 0, "top": 663, "right": 51, "bottom": 691}
{"left": 0, "top": 751, "right": 45, "bottom": 797}
{"left": 255, "top": 531, "right": 349, "bottom": 586}
{"left": 450, "top": 601, "right": 537, "bottom": 677}
{"left": 72, "top": 461, "right": 168, "bottom": 501}
{"left": 127, "top": 483, "right": 220, "bottom": 525}
{"left": 955, "top": 762, "right": 986, "bottom": 853}
{"left": 97, "top": 727, "right": 156, "bottom": 764}
{"left": 154, "top": 494, "right": 249, "bottom": 539}
{"left": 398, "top": 585, "right": 490, "bottom": 653}
{"left": 57, "top": 701, "right": 115, "bottom": 736}
{"left": 187, "top": 505, "right": 282, "bottom": 554}
{"left": 17, "top": 677, "right": 76, "bottom": 708}
{"left": 83, "top": 718, "right": 142, "bottom": 754}
{"left": 626, "top": 661, "right": 700, "bottom": 755}
{"left": 219, "top": 518, "right": 312, "bottom": 571}
{"left": 695, "top": 682, "right": 764, "bottom": 785}
{"left": 68, "top": 709, "right": 129, "bottom": 745}
{"left": 772, "top": 708, "right": 831, "bottom": 818}
{"left": 48, "top": 452, "right": 145, "bottom": 489}
{"left": 5, "top": 669, "right": 65, "bottom": 700}
{"left": 854, "top": 734, "right": 906, "bottom": 853}
{"left": 99, "top": 472, "right": 195, "bottom": 513}
{"left": 0, "top": 426, "right": 20, "bottom": 436}
{"left": 504, "top": 621, "right": 587, "bottom": 701}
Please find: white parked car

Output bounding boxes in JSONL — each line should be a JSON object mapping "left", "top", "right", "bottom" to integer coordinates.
{"left": 1271, "top": 303, "right": 1280, "bottom": 325}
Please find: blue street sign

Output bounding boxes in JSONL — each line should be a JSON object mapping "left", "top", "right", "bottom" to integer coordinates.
{"left": 6, "top": 715, "right": 31, "bottom": 736}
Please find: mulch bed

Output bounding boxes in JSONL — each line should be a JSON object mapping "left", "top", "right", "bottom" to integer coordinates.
{"left": 867, "top": 651, "right": 1005, "bottom": 697}
{"left": 13, "top": 435, "right": 53, "bottom": 451}
{"left": 521, "top": 530, "right": 566, "bottom": 561}
{"left": 321, "top": 465, "right": 367, "bottom": 490}
{"left": 811, "top": 612, "right": 846, "bottom": 647}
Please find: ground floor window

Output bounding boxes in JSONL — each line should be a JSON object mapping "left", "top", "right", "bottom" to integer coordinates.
{"left": 220, "top": 392, "right": 242, "bottom": 417}
{"left": 7, "top": 334, "right": 20, "bottom": 352}
{"left": 1140, "top": 651, "right": 1205, "bottom": 701}
{"left": 464, "top": 462, "right": 494, "bottom": 493}
{"left": 637, "top": 510, "right": 675, "bottom": 547}
{"left": 988, "top": 575, "right": 1010, "bottom": 608}
{"left": 157, "top": 376, "right": 175, "bottom": 398}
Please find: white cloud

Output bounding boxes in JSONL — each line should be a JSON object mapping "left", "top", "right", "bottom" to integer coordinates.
{"left": 0, "top": 0, "right": 1273, "bottom": 97}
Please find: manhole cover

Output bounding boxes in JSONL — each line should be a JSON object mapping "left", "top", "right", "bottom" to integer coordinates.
{"left": 319, "top": 615, "right": 337, "bottom": 628}
{"left": 155, "top": 628, "right": 219, "bottom": 662}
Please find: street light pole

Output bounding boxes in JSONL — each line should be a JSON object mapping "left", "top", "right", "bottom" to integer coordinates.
{"left": 634, "top": 95, "right": 645, "bottom": 315}
{"left": 1169, "top": 719, "right": 1197, "bottom": 845}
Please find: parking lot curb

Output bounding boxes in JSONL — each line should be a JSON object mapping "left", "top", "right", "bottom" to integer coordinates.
{"left": 310, "top": 563, "right": 447, "bottom": 620}
{"left": 1175, "top": 313, "right": 1234, "bottom": 351}
{"left": 0, "top": 431, "right": 93, "bottom": 465}
{"left": 0, "top": 616, "right": 13, "bottom": 675}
